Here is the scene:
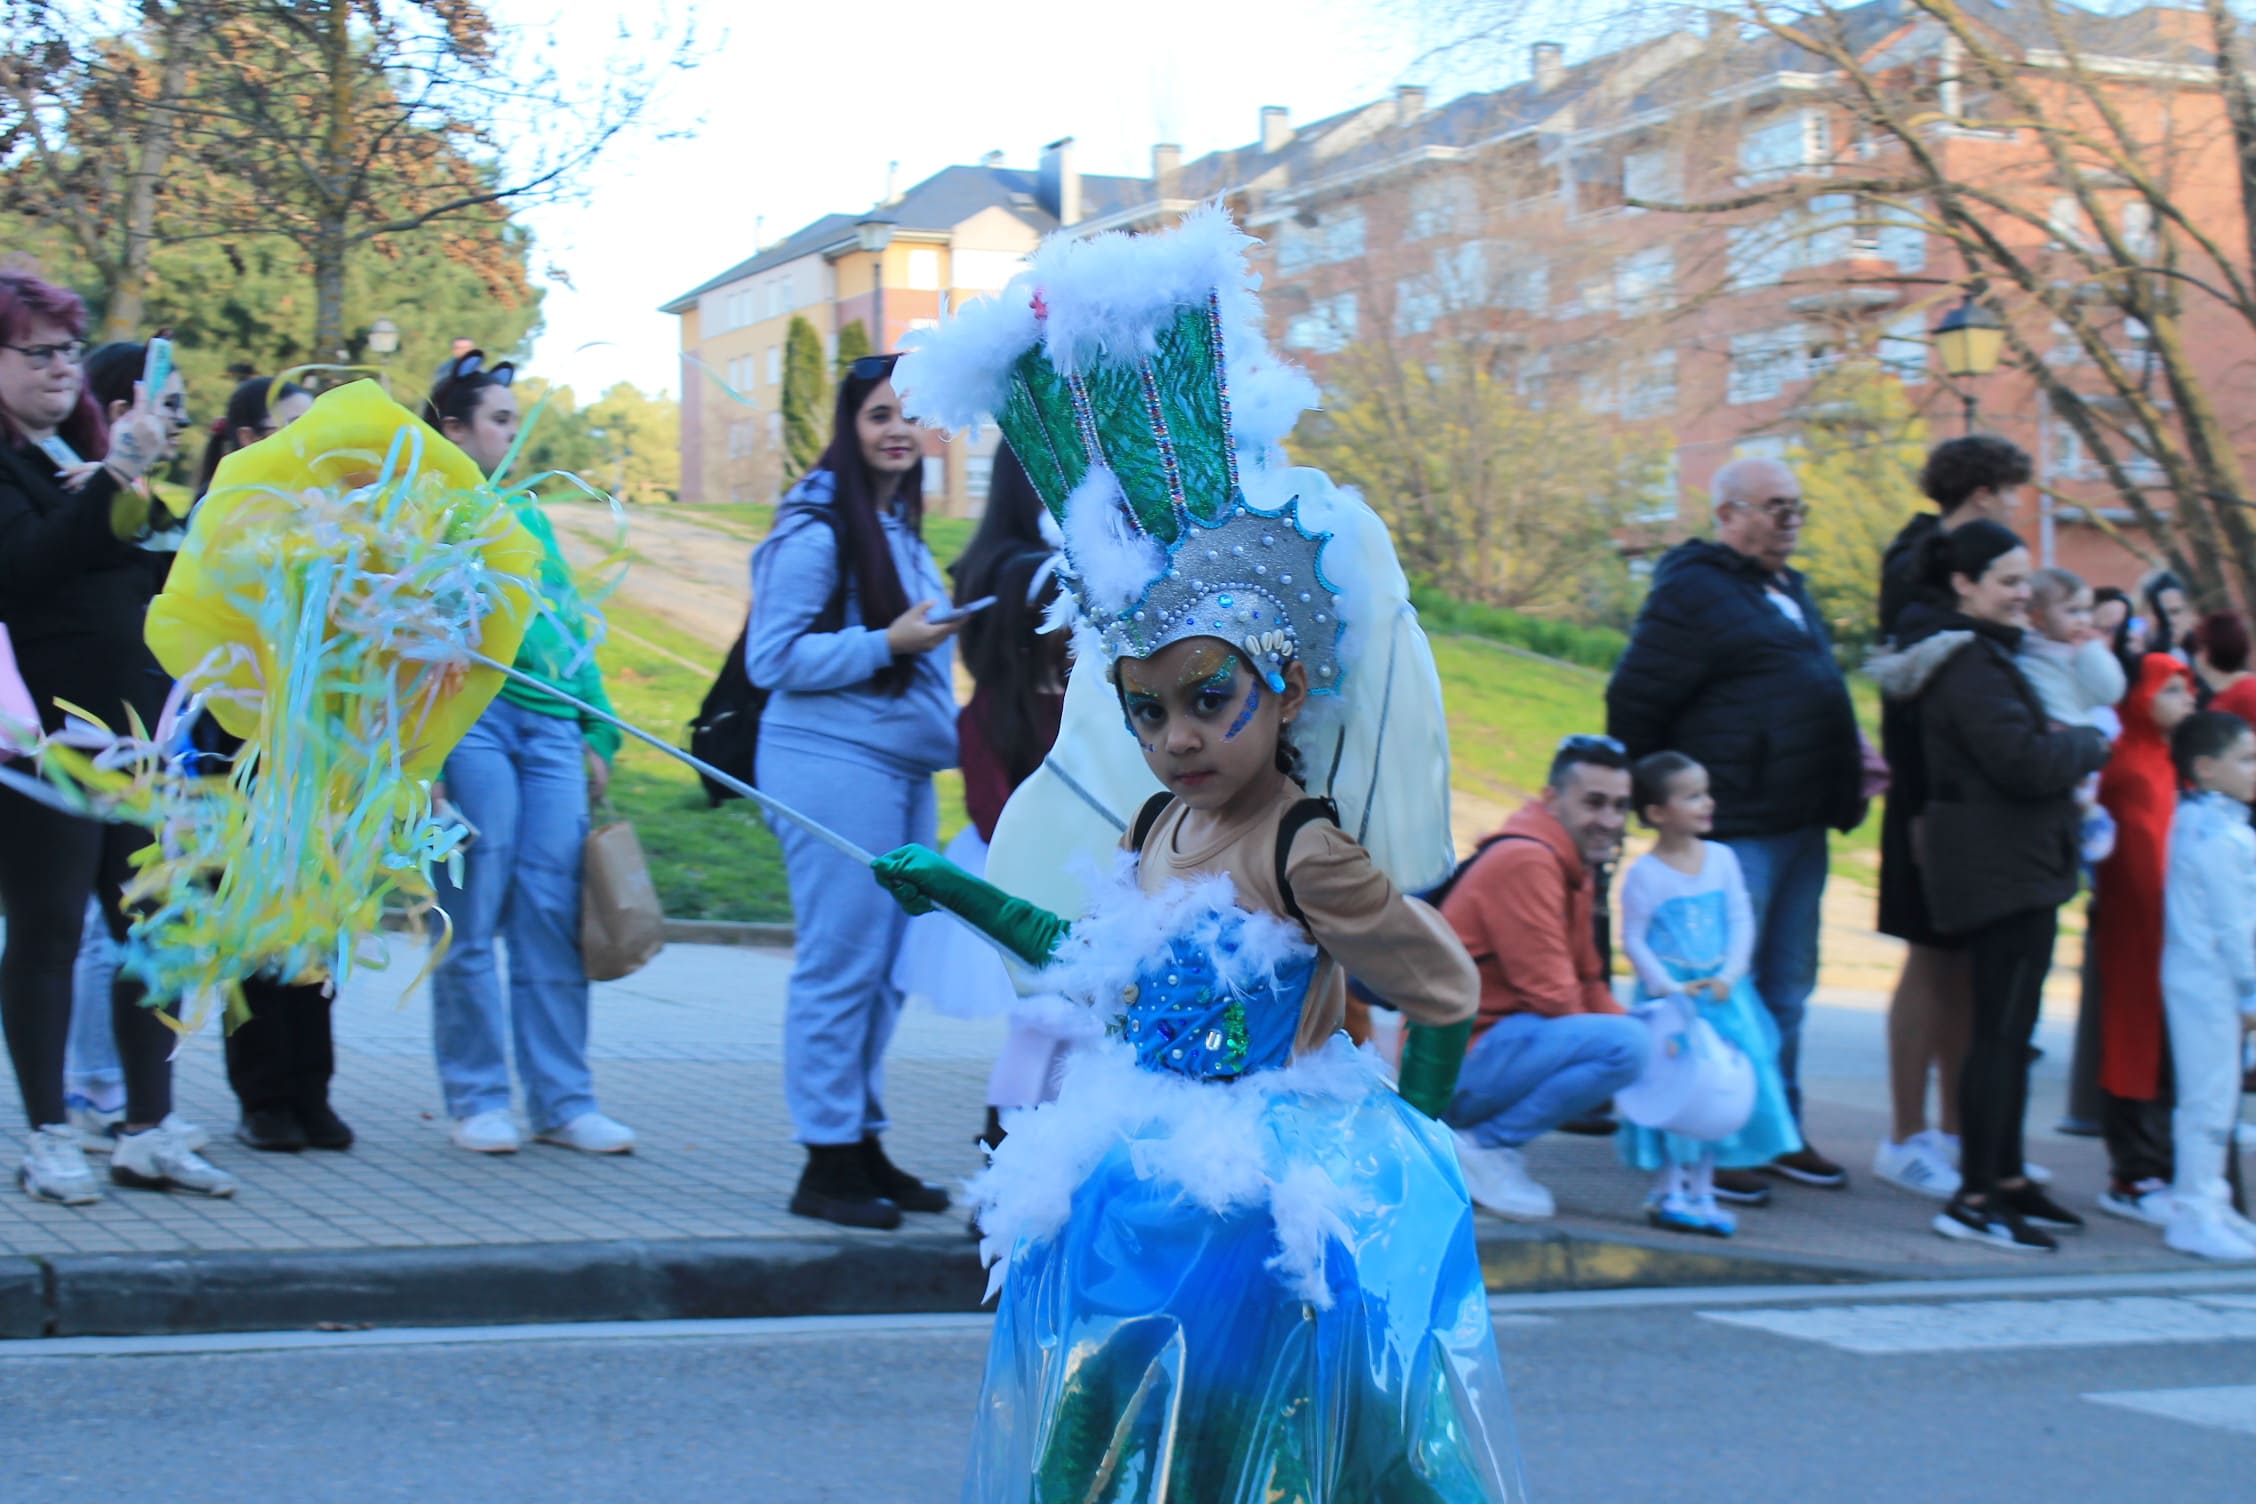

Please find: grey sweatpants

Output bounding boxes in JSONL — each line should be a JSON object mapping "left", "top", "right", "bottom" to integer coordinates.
{"left": 757, "top": 742, "right": 938, "bottom": 1146}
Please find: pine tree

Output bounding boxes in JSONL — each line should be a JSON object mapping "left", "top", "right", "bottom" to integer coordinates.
{"left": 834, "top": 319, "right": 873, "bottom": 378}
{"left": 781, "top": 315, "right": 828, "bottom": 479}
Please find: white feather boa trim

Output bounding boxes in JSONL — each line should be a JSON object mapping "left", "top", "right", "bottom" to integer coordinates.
{"left": 970, "top": 1034, "right": 1387, "bottom": 1310}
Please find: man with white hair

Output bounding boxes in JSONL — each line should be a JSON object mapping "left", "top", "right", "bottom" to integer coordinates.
{"left": 1606, "top": 456, "right": 1869, "bottom": 1198}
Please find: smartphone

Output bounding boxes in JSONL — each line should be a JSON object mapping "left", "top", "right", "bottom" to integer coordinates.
{"left": 34, "top": 434, "right": 83, "bottom": 469}
{"left": 926, "top": 595, "right": 998, "bottom": 625}
{"left": 141, "top": 330, "right": 174, "bottom": 407}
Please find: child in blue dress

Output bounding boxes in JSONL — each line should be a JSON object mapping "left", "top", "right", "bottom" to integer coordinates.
{"left": 1618, "top": 752, "right": 1803, "bottom": 1236}
{"left": 872, "top": 207, "right": 1526, "bottom": 1501}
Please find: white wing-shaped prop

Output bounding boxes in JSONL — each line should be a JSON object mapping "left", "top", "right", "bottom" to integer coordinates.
{"left": 984, "top": 465, "right": 1455, "bottom": 953}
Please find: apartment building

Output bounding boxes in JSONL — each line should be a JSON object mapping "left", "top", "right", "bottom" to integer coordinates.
{"left": 662, "top": 150, "right": 1141, "bottom": 509}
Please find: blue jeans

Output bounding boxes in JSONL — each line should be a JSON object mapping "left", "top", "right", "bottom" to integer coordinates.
{"left": 430, "top": 700, "right": 596, "bottom": 1131}
{"left": 1719, "top": 825, "right": 1828, "bottom": 1122}
{"left": 1445, "top": 1011, "right": 1647, "bottom": 1149}
{"left": 66, "top": 898, "right": 124, "bottom": 1109}
{"left": 757, "top": 739, "right": 937, "bottom": 1146}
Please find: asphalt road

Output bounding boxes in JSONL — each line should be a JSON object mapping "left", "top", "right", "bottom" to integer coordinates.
{"left": 5, "top": 1271, "right": 2253, "bottom": 1503}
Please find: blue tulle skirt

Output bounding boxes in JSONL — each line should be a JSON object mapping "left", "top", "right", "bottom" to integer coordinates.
{"left": 962, "top": 1040, "right": 1525, "bottom": 1503}
{"left": 1616, "top": 977, "right": 1802, "bottom": 1171}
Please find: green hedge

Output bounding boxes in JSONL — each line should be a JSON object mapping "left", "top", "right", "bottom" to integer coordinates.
{"left": 1408, "top": 586, "right": 1628, "bottom": 671}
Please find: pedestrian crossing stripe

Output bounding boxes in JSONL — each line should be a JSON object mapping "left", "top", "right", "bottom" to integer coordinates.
{"left": 1699, "top": 1296, "right": 2256, "bottom": 1354}
{"left": 2085, "top": 1385, "right": 2256, "bottom": 1438}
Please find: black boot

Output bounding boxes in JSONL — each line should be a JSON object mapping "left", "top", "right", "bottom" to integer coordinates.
{"left": 860, "top": 1134, "right": 951, "bottom": 1213}
{"left": 294, "top": 1100, "right": 355, "bottom": 1152}
{"left": 790, "top": 1143, "right": 902, "bottom": 1230}
{"left": 235, "top": 1106, "right": 307, "bottom": 1152}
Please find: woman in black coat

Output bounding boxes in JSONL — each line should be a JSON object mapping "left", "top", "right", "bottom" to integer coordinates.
{"left": 0, "top": 272, "right": 235, "bottom": 1204}
{"left": 1872, "top": 520, "right": 2109, "bottom": 1253}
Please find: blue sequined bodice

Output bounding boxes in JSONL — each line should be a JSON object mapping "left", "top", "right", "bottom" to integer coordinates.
{"left": 1113, "top": 910, "right": 1314, "bottom": 1082}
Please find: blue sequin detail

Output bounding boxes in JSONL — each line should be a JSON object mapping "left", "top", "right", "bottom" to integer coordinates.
{"left": 1116, "top": 917, "right": 1311, "bottom": 1081}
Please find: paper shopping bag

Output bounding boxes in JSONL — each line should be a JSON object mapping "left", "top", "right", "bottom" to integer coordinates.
{"left": 581, "top": 817, "right": 665, "bottom": 981}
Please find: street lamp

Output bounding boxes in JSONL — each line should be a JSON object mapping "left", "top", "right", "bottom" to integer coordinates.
{"left": 1933, "top": 295, "right": 2005, "bottom": 434}
{"left": 367, "top": 317, "right": 401, "bottom": 391}
{"left": 856, "top": 209, "right": 898, "bottom": 356}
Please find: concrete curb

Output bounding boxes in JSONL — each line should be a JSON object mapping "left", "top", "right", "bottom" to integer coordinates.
{"left": 0, "top": 1224, "right": 1892, "bottom": 1341}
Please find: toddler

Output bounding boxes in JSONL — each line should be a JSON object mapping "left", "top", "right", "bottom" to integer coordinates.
{"left": 2017, "top": 567, "right": 2125, "bottom": 864}
{"left": 2159, "top": 710, "right": 2256, "bottom": 1262}
{"left": 1617, "top": 752, "right": 1802, "bottom": 1236}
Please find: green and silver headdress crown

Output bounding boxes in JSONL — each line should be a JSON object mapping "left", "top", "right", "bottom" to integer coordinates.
{"left": 896, "top": 207, "right": 1343, "bottom": 692}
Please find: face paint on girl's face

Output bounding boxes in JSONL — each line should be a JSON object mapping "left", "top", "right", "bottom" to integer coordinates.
{"left": 1117, "top": 637, "right": 1307, "bottom": 815}
{"left": 1224, "top": 683, "right": 1262, "bottom": 741}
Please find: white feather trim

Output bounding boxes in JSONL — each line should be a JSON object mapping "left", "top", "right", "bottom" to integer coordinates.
{"left": 894, "top": 202, "right": 1317, "bottom": 457}
{"left": 1058, "top": 467, "right": 1166, "bottom": 617}
{"left": 970, "top": 1034, "right": 1386, "bottom": 1307}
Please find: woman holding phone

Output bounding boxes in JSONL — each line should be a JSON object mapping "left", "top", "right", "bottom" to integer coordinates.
{"left": 747, "top": 353, "right": 961, "bottom": 1230}
{"left": 0, "top": 273, "right": 234, "bottom": 1203}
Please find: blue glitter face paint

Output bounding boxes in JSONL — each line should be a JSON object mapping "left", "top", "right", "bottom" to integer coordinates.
{"left": 1224, "top": 683, "right": 1262, "bottom": 741}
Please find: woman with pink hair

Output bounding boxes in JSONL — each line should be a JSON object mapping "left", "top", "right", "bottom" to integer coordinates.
{"left": 0, "top": 271, "right": 234, "bottom": 1204}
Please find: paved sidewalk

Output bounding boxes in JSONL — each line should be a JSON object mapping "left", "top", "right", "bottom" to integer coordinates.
{"left": 0, "top": 938, "right": 2220, "bottom": 1329}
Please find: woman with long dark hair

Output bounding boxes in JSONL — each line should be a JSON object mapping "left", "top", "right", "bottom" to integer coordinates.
{"left": 194, "top": 374, "right": 311, "bottom": 500}
{"left": 1873, "top": 520, "right": 2110, "bottom": 1252}
{"left": 748, "top": 354, "right": 961, "bottom": 1229}
{"left": 423, "top": 351, "right": 634, "bottom": 1159}
{"left": 0, "top": 273, "right": 234, "bottom": 1202}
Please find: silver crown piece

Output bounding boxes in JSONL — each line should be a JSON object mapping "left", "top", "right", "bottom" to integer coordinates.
{"left": 1090, "top": 496, "right": 1344, "bottom": 691}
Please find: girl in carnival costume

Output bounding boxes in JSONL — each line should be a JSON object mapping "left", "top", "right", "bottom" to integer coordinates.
{"left": 1617, "top": 752, "right": 1802, "bottom": 1237}
{"left": 874, "top": 208, "right": 1525, "bottom": 1502}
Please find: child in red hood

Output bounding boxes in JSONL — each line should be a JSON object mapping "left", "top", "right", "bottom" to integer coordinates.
{"left": 2090, "top": 653, "right": 2198, "bottom": 1225}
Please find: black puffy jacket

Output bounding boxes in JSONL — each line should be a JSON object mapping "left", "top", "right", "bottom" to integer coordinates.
{"left": 1606, "top": 538, "right": 1865, "bottom": 838}
{"left": 1870, "top": 615, "right": 2111, "bottom": 935}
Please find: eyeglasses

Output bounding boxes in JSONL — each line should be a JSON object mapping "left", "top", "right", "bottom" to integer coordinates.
{"left": 3, "top": 339, "right": 87, "bottom": 369}
{"left": 1557, "top": 733, "right": 1626, "bottom": 755}
{"left": 847, "top": 354, "right": 899, "bottom": 381}
{"left": 1733, "top": 497, "right": 1808, "bottom": 524}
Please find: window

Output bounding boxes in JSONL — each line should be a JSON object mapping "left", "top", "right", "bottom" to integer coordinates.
{"left": 1406, "top": 177, "right": 1474, "bottom": 241}
{"left": 765, "top": 346, "right": 781, "bottom": 386}
{"left": 1284, "top": 292, "right": 1358, "bottom": 353}
{"left": 1728, "top": 326, "right": 1808, "bottom": 405}
{"left": 2121, "top": 200, "right": 2157, "bottom": 260}
{"left": 1622, "top": 147, "right": 1680, "bottom": 206}
{"left": 1393, "top": 279, "right": 1444, "bottom": 337}
{"left": 1614, "top": 246, "right": 1675, "bottom": 315}
{"left": 1276, "top": 211, "right": 1366, "bottom": 271}
{"left": 1878, "top": 313, "right": 1929, "bottom": 386}
{"left": 1623, "top": 350, "right": 1678, "bottom": 419}
{"left": 1738, "top": 110, "right": 1829, "bottom": 182}
{"left": 1727, "top": 220, "right": 1795, "bottom": 291}
{"left": 907, "top": 318, "right": 938, "bottom": 334}
{"left": 1629, "top": 448, "right": 1681, "bottom": 523}
{"left": 1733, "top": 434, "right": 1791, "bottom": 462}
{"left": 907, "top": 249, "right": 942, "bottom": 291}
{"left": 1578, "top": 369, "right": 1618, "bottom": 414}
{"left": 1434, "top": 241, "right": 1489, "bottom": 306}
{"left": 1877, "top": 198, "right": 1927, "bottom": 272}
{"left": 1517, "top": 350, "right": 1551, "bottom": 409}
{"left": 1804, "top": 194, "right": 1856, "bottom": 265}
{"left": 1502, "top": 256, "right": 1549, "bottom": 314}
{"left": 767, "top": 281, "right": 786, "bottom": 318}
{"left": 964, "top": 453, "right": 995, "bottom": 502}
{"left": 953, "top": 248, "right": 1026, "bottom": 291}
{"left": 2048, "top": 195, "right": 2091, "bottom": 251}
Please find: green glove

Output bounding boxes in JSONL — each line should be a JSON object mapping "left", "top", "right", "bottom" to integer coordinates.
{"left": 871, "top": 845, "right": 1071, "bottom": 969}
{"left": 1396, "top": 1016, "right": 1473, "bottom": 1120}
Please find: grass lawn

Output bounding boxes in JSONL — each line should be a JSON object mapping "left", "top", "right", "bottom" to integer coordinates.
{"left": 603, "top": 507, "right": 1896, "bottom": 923}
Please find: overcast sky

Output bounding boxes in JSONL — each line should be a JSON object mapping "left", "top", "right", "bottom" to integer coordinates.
{"left": 488, "top": 0, "right": 1484, "bottom": 400}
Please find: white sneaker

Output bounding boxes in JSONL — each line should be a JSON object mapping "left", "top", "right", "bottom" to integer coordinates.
{"left": 20, "top": 1124, "right": 100, "bottom": 1205}
{"left": 1452, "top": 1132, "right": 1555, "bottom": 1220}
{"left": 451, "top": 1109, "right": 521, "bottom": 1154}
{"left": 1874, "top": 1135, "right": 1961, "bottom": 1200}
{"left": 163, "top": 1112, "right": 209, "bottom": 1154}
{"left": 534, "top": 1111, "right": 636, "bottom": 1155}
{"left": 109, "top": 1123, "right": 236, "bottom": 1198}
{"left": 2164, "top": 1208, "right": 2256, "bottom": 1262}
{"left": 2097, "top": 1179, "right": 2174, "bottom": 1228}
